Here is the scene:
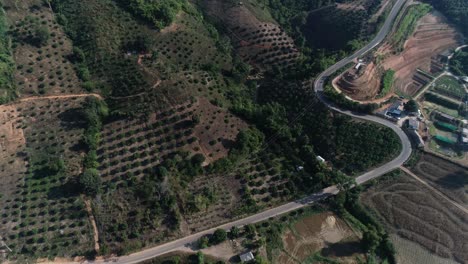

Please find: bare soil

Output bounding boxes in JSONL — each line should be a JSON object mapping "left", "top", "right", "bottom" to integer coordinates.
{"left": 276, "top": 212, "right": 364, "bottom": 264}
{"left": 362, "top": 171, "right": 468, "bottom": 263}
{"left": 336, "top": 11, "right": 463, "bottom": 100}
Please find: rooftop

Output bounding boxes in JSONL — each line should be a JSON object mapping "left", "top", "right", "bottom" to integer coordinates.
{"left": 239, "top": 251, "right": 254, "bottom": 262}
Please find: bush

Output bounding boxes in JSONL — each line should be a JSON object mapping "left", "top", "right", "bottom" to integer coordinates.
{"left": 79, "top": 169, "right": 101, "bottom": 196}
{"left": 210, "top": 229, "right": 227, "bottom": 245}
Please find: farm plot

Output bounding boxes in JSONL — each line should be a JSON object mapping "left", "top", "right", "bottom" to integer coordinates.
{"left": 431, "top": 75, "right": 467, "bottom": 101}
{"left": 0, "top": 97, "right": 94, "bottom": 261}
{"left": 4, "top": 0, "right": 84, "bottom": 96}
{"left": 200, "top": 0, "right": 300, "bottom": 71}
{"left": 275, "top": 211, "right": 363, "bottom": 264}
{"left": 407, "top": 152, "right": 467, "bottom": 206}
{"left": 362, "top": 171, "right": 468, "bottom": 263}
{"left": 94, "top": 97, "right": 247, "bottom": 252}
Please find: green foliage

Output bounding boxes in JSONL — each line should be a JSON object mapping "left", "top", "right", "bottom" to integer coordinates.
{"left": 424, "top": 92, "right": 461, "bottom": 110}
{"left": 210, "top": 229, "right": 227, "bottom": 245}
{"left": 378, "top": 70, "right": 395, "bottom": 98}
{"left": 0, "top": 6, "right": 16, "bottom": 103}
{"left": 121, "top": 0, "right": 185, "bottom": 29}
{"left": 324, "top": 84, "right": 379, "bottom": 113}
{"left": 34, "top": 25, "right": 51, "bottom": 46}
{"left": 404, "top": 99, "right": 418, "bottom": 113}
{"left": 79, "top": 168, "right": 102, "bottom": 196}
{"left": 198, "top": 236, "right": 209, "bottom": 249}
{"left": 196, "top": 251, "right": 204, "bottom": 264}
{"left": 392, "top": 4, "right": 431, "bottom": 51}
{"left": 450, "top": 48, "right": 468, "bottom": 76}
{"left": 426, "top": 0, "right": 468, "bottom": 36}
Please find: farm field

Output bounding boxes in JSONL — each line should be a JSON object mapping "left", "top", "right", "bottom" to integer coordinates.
{"left": 431, "top": 75, "right": 467, "bottom": 101}
{"left": 0, "top": 96, "right": 95, "bottom": 262}
{"left": 362, "top": 170, "right": 468, "bottom": 263}
{"left": 336, "top": 9, "right": 463, "bottom": 100}
{"left": 275, "top": 211, "right": 364, "bottom": 264}
{"left": 406, "top": 152, "right": 467, "bottom": 206}
{"left": 199, "top": 0, "right": 300, "bottom": 71}
{"left": 4, "top": 0, "right": 85, "bottom": 97}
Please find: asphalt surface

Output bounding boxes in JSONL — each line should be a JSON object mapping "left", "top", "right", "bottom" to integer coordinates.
{"left": 69, "top": 1, "right": 411, "bottom": 263}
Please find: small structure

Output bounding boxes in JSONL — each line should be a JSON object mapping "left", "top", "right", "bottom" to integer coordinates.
{"left": 316, "top": 156, "right": 325, "bottom": 163}
{"left": 409, "top": 130, "right": 425, "bottom": 148}
{"left": 239, "top": 251, "right": 255, "bottom": 263}
{"left": 296, "top": 165, "right": 304, "bottom": 171}
{"left": 386, "top": 100, "right": 403, "bottom": 118}
{"left": 461, "top": 76, "right": 468, "bottom": 83}
{"left": 408, "top": 119, "right": 419, "bottom": 130}
{"left": 462, "top": 128, "right": 468, "bottom": 137}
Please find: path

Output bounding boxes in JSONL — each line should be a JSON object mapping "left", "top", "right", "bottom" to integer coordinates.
{"left": 400, "top": 166, "right": 468, "bottom": 214}
{"left": 18, "top": 93, "right": 103, "bottom": 102}
{"left": 53, "top": 0, "right": 411, "bottom": 263}
{"left": 83, "top": 198, "right": 100, "bottom": 252}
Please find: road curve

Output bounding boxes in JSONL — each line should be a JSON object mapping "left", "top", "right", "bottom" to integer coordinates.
{"left": 66, "top": 1, "right": 411, "bottom": 263}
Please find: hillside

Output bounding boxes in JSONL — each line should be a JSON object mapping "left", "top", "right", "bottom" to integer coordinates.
{"left": 0, "top": 0, "right": 405, "bottom": 262}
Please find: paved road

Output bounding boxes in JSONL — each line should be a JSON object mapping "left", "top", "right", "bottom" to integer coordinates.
{"left": 66, "top": 1, "right": 411, "bottom": 263}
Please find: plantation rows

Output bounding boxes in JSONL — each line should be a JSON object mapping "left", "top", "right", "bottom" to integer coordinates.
{"left": 232, "top": 23, "right": 299, "bottom": 70}
{"left": 1, "top": 97, "right": 94, "bottom": 259}
{"left": 184, "top": 174, "right": 240, "bottom": 233}
{"left": 98, "top": 100, "right": 198, "bottom": 182}
{"left": 153, "top": 14, "right": 231, "bottom": 70}
{"left": 9, "top": 7, "right": 83, "bottom": 96}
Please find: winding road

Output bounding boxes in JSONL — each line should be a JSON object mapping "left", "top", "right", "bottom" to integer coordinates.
{"left": 66, "top": 0, "right": 412, "bottom": 263}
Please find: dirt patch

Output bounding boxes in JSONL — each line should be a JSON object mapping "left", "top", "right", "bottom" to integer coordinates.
{"left": 362, "top": 171, "right": 468, "bottom": 263}
{"left": 193, "top": 97, "right": 248, "bottom": 163}
{"left": 336, "top": 11, "right": 463, "bottom": 100}
{"left": 276, "top": 212, "right": 363, "bottom": 264}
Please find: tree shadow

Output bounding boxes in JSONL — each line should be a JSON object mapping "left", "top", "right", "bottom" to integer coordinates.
{"left": 321, "top": 240, "right": 363, "bottom": 258}
{"left": 47, "top": 178, "right": 80, "bottom": 200}
{"left": 435, "top": 170, "right": 468, "bottom": 190}
{"left": 58, "top": 108, "right": 87, "bottom": 131}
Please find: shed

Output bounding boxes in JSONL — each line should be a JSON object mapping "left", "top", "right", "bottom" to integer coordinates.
{"left": 408, "top": 119, "right": 419, "bottom": 130}
{"left": 239, "top": 251, "right": 254, "bottom": 262}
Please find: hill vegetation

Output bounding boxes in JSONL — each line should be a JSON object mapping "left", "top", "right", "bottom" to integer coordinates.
{"left": 0, "top": 5, "right": 16, "bottom": 103}
{"left": 425, "top": 0, "right": 468, "bottom": 35}
{"left": 450, "top": 47, "right": 468, "bottom": 76}
{"left": 391, "top": 3, "right": 431, "bottom": 52}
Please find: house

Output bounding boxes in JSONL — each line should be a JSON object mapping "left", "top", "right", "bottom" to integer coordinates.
{"left": 408, "top": 119, "right": 419, "bottom": 130}
{"left": 386, "top": 101, "right": 403, "bottom": 118}
{"left": 239, "top": 251, "right": 255, "bottom": 262}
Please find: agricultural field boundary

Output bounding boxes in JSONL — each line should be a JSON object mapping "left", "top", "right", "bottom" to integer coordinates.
{"left": 399, "top": 166, "right": 468, "bottom": 215}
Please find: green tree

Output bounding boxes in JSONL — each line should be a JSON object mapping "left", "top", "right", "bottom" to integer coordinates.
{"left": 198, "top": 236, "right": 209, "bottom": 249}
{"left": 362, "top": 225, "right": 382, "bottom": 252}
{"left": 79, "top": 168, "right": 101, "bottom": 196}
{"left": 229, "top": 226, "right": 240, "bottom": 239}
{"left": 210, "top": 229, "right": 227, "bottom": 245}
{"left": 404, "top": 99, "right": 418, "bottom": 113}
{"left": 34, "top": 25, "right": 50, "bottom": 46}
{"left": 196, "top": 251, "right": 204, "bottom": 264}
